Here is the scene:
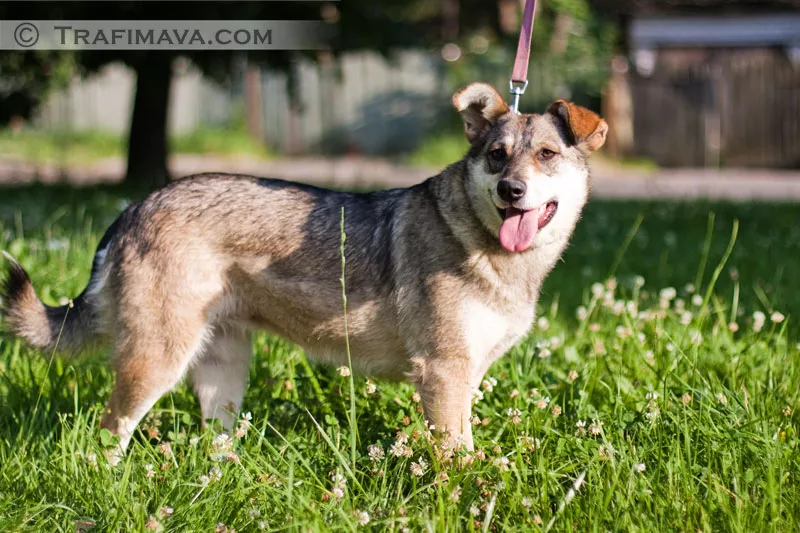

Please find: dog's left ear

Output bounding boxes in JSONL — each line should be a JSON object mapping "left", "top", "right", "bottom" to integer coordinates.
{"left": 452, "top": 83, "right": 510, "bottom": 144}
{"left": 547, "top": 100, "right": 608, "bottom": 154}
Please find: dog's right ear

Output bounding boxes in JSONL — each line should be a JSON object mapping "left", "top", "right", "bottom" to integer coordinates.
{"left": 452, "top": 83, "right": 510, "bottom": 144}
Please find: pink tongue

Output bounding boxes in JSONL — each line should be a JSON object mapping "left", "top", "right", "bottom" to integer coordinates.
{"left": 499, "top": 208, "right": 540, "bottom": 252}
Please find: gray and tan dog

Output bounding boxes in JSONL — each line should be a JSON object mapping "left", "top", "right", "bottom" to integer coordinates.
{"left": 2, "top": 83, "right": 606, "bottom": 455}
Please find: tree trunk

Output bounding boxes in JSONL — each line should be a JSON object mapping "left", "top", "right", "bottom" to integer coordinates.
{"left": 125, "top": 55, "right": 173, "bottom": 189}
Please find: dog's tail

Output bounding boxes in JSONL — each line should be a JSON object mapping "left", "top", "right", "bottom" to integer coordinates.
{"left": 1, "top": 251, "right": 102, "bottom": 354}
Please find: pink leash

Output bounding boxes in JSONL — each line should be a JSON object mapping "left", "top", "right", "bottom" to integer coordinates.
{"left": 509, "top": 0, "right": 538, "bottom": 113}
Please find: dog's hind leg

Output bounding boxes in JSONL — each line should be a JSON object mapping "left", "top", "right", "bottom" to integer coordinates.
{"left": 190, "top": 327, "right": 251, "bottom": 431}
{"left": 100, "top": 322, "right": 210, "bottom": 459}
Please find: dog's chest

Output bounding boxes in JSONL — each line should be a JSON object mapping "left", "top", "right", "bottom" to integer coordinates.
{"left": 460, "top": 297, "right": 533, "bottom": 365}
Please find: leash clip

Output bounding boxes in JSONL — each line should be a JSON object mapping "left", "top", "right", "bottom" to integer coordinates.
{"left": 509, "top": 79, "right": 528, "bottom": 114}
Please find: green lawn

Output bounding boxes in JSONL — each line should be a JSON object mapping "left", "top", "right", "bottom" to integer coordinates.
{"left": 0, "top": 128, "right": 271, "bottom": 166}
{"left": 0, "top": 184, "right": 798, "bottom": 531}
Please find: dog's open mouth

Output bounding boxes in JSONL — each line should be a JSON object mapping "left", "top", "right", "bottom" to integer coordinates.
{"left": 496, "top": 201, "right": 558, "bottom": 253}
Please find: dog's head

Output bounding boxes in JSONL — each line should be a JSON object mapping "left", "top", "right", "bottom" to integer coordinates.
{"left": 453, "top": 83, "right": 607, "bottom": 253}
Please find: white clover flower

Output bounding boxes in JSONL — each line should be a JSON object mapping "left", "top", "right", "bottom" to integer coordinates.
{"left": 588, "top": 419, "right": 603, "bottom": 436}
{"left": 356, "top": 510, "right": 370, "bottom": 526}
{"left": 602, "top": 292, "right": 615, "bottom": 308}
{"left": 660, "top": 287, "right": 677, "bottom": 301}
{"left": 576, "top": 306, "right": 588, "bottom": 321}
{"left": 680, "top": 311, "right": 693, "bottom": 325}
{"left": 470, "top": 505, "right": 481, "bottom": 516}
{"left": 537, "top": 317, "right": 550, "bottom": 331}
{"left": 471, "top": 388, "right": 484, "bottom": 405}
{"left": 331, "top": 472, "right": 347, "bottom": 499}
{"left": 691, "top": 294, "right": 703, "bottom": 307}
{"left": 753, "top": 311, "right": 766, "bottom": 332}
{"left": 337, "top": 366, "right": 351, "bottom": 377}
{"left": 506, "top": 408, "right": 522, "bottom": 425}
{"left": 410, "top": 457, "right": 427, "bottom": 477}
{"left": 495, "top": 456, "right": 510, "bottom": 472}
{"left": 716, "top": 392, "right": 727, "bottom": 405}
{"left": 521, "top": 496, "right": 533, "bottom": 508}
{"left": 591, "top": 282, "right": 605, "bottom": 298}
{"left": 538, "top": 348, "right": 552, "bottom": 359}
{"left": 368, "top": 444, "right": 385, "bottom": 462}
{"left": 771, "top": 311, "right": 785, "bottom": 323}
{"left": 365, "top": 380, "right": 377, "bottom": 395}
{"left": 535, "top": 397, "right": 550, "bottom": 410}
{"left": 634, "top": 463, "right": 646, "bottom": 473}
{"left": 389, "top": 442, "right": 412, "bottom": 458}
{"left": 481, "top": 379, "right": 494, "bottom": 392}
{"left": 634, "top": 275, "right": 645, "bottom": 288}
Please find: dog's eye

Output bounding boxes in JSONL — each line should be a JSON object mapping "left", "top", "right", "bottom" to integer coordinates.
{"left": 539, "top": 148, "right": 557, "bottom": 160}
{"left": 488, "top": 148, "right": 507, "bottom": 163}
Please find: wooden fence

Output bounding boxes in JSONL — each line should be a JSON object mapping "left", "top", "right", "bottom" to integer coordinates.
{"left": 629, "top": 48, "right": 800, "bottom": 168}
{"left": 257, "top": 51, "right": 443, "bottom": 155}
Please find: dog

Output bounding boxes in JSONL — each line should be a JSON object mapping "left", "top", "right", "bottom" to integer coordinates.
{"left": 2, "top": 83, "right": 606, "bottom": 456}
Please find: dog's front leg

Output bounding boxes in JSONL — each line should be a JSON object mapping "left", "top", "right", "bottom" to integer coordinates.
{"left": 412, "top": 356, "right": 475, "bottom": 452}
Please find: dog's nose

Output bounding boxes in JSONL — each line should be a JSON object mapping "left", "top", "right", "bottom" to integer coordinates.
{"left": 497, "top": 179, "right": 526, "bottom": 203}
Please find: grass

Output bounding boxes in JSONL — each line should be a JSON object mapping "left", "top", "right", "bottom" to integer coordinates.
{"left": 0, "top": 127, "right": 271, "bottom": 166}
{"left": 0, "top": 184, "right": 799, "bottom": 531}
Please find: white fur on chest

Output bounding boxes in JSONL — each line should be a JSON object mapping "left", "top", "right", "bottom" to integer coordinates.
{"left": 461, "top": 297, "right": 533, "bottom": 374}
